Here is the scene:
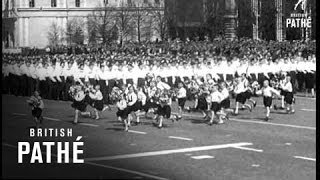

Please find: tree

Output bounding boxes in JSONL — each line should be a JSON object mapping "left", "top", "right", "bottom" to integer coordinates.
{"left": 88, "top": 0, "right": 117, "bottom": 44}
{"left": 149, "top": 2, "right": 167, "bottom": 41}
{"left": 66, "top": 18, "right": 85, "bottom": 45}
{"left": 115, "top": 1, "right": 133, "bottom": 46}
{"left": 47, "top": 22, "right": 62, "bottom": 47}
{"left": 131, "top": 2, "right": 149, "bottom": 43}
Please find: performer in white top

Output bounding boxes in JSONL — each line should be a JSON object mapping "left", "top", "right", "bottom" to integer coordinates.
{"left": 256, "top": 80, "right": 280, "bottom": 121}
{"left": 156, "top": 76, "right": 171, "bottom": 90}
{"left": 26, "top": 90, "right": 44, "bottom": 128}
{"left": 135, "top": 87, "right": 147, "bottom": 123}
{"left": 219, "top": 82, "right": 234, "bottom": 119}
{"left": 278, "top": 75, "right": 295, "bottom": 114}
{"left": 116, "top": 93, "right": 129, "bottom": 131}
{"left": 90, "top": 85, "right": 104, "bottom": 120}
{"left": 233, "top": 77, "right": 252, "bottom": 115}
{"left": 70, "top": 82, "right": 91, "bottom": 124}
{"left": 176, "top": 82, "right": 187, "bottom": 119}
{"left": 126, "top": 85, "right": 138, "bottom": 126}
{"left": 208, "top": 84, "right": 225, "bottom": 125}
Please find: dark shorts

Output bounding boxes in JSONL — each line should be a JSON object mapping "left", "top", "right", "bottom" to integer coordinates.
{"left": 280, "top": 90, "right": 287, "bottom": 96}
{"left": 196, "top": 98, "right": 208, "bottom": 111}
{"left": 220, "top": 98, "right": 231, "bottom": 109}
{"left": 71, "top": 100, "right": 87, "bottom": 112}
{"left": 284, "top": 92, "right": 294, "bottom": 105}
{"left": 127, "top": 102, "right": 140, "bottom": 113}
{"left": 236, "top": 93, "right": 247, "bottom": 104}
{"left": 157, "top": 105, "right": 171, "bottom": 118}
{"left": 263, "top": 96, "right": 272, "bottom": 107}
{"left": 211, "top": 102, "right": 221, "bottom": 113}
{"left": 144, "top": 100, "right": 158, "bottom": 112}
{"left": 117, "top": 108, "right": 129, "bottom": 119}
{"left": 187, "top": 92, "right": 198, "bottom": 101}
{"left": 93, "top": 100, "right": 104, "bottom": 111}
{"left": 135, "top": 101, "right": 144, "bottom": 111}
{"left": 244, "top": 90, "right": 252, "bottom": 100}
{"left": 32, "top": 108, "right": 42, "bottom": 118}
{"left": 85, "top": 95, "right": 94, "bottom": 106}
{"left": 178, "top": 98, "right": 187, "bottom": 108}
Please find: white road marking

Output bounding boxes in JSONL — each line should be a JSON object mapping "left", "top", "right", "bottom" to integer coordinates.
{"left": 2, "top": 143, "right": 169, "bottom": 180}
{"left": 79, "top": 123, "right": 99, "bottom": 127}
{"left": 178, "top": 112, "right": 316, "bottom": 130}
{"left": 294, "top": 156, "right": 316, "bottom": 162}
{"left": 230, "top": 118, "right": 316, "bottom": 130}
{"left": 191, "top": 155, "right": 214, "bottom": 159}
{"left": 285, "top": 143, "right": 292, "bottom": 146}
{"left": 232, "top": 146, "right": 263, "bottom": 152}
{"left": 168, "top": 136, "right": 193, "bottom": 141}
{"left": 300, "top": 109, "right": 316, "bottom": 112}
{"left": 251, "top": 164, "right": 260, "bottom": 167}
{"left": 85, "top": 142, "right": 253, "bottom": 161}
{"left": 44, "top": 117, "right": 61, "bottom": 121}
{"left": 128, "top": 130, "right": 147, "bottom": 134}
{"left": 295, "top": 96, "right": 316, "bottom": 100}
{"left": 12, "top": 113, "right": 27, "bottom": 116}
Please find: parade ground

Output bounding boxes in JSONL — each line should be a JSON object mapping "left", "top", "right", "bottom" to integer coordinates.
{"left": 2, "top": 94, "right": 316, "bottom": 180}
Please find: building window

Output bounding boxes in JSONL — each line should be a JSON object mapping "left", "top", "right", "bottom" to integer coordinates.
{"left": 51, "top": 0, "right": 57, "bottom": 7}
{"left": 104, "top": 0, "right": 108, "bottom": 5}
{"left": 155, "top": 0, "right": 159, "bottom": 4}
{"left": 75, "top": 0, "right": 80, "bottom": 7}
{"left": 29, "top": 0, "right": 35, "bottom": 7}
{"left": 144, "top": 0, "right": 148, "bottom": 4}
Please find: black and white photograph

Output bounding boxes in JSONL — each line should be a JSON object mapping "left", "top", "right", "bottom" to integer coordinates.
{"left": 2, "top": 0, "right": 316, "bottom": 179}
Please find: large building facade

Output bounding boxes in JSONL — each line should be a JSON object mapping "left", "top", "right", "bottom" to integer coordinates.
{"left": 165, "top": 0, "right": 314, "bottom": 41}
{"left": 2, "top": 0, "right": 164, "bottom": 48}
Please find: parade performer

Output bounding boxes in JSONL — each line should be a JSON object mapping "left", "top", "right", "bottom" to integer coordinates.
{"left": 70, "top": 82, "right": 91, "bottom": 124}
{"left": 256, "top": 80, "right": 281, "bottom": 121}
{"left": 26, "top": 91, "right": 44, "bottom": 128}
{"left": 219, "top": 82, "right": 234, "bottom": 119}
{"left": 233, "top": 77, "right": 252, "bottom": 115}
{"left": 126, "top": 85, "right": 139, "bottom": 126}
{"left": 155, "top": 89, "right": 178, "bottom": 128}
{"left": 90, "top": 85, "right": 104, "bottom": 120}
{"left": 275, "top": 75, "right": 295, "bottom": 114}
{"left": 208, "top": 85, "right": 226, "bottom": 125}
{"left": 176, "top": 82, "right": 187, "bottom": 120}
{"left": 116, "top": 93, "right": 130, "bottom": 131}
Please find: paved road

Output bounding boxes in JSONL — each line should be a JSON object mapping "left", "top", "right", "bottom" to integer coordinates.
{"left": 2, "top": 95, "right": 316, "bottom": 179}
